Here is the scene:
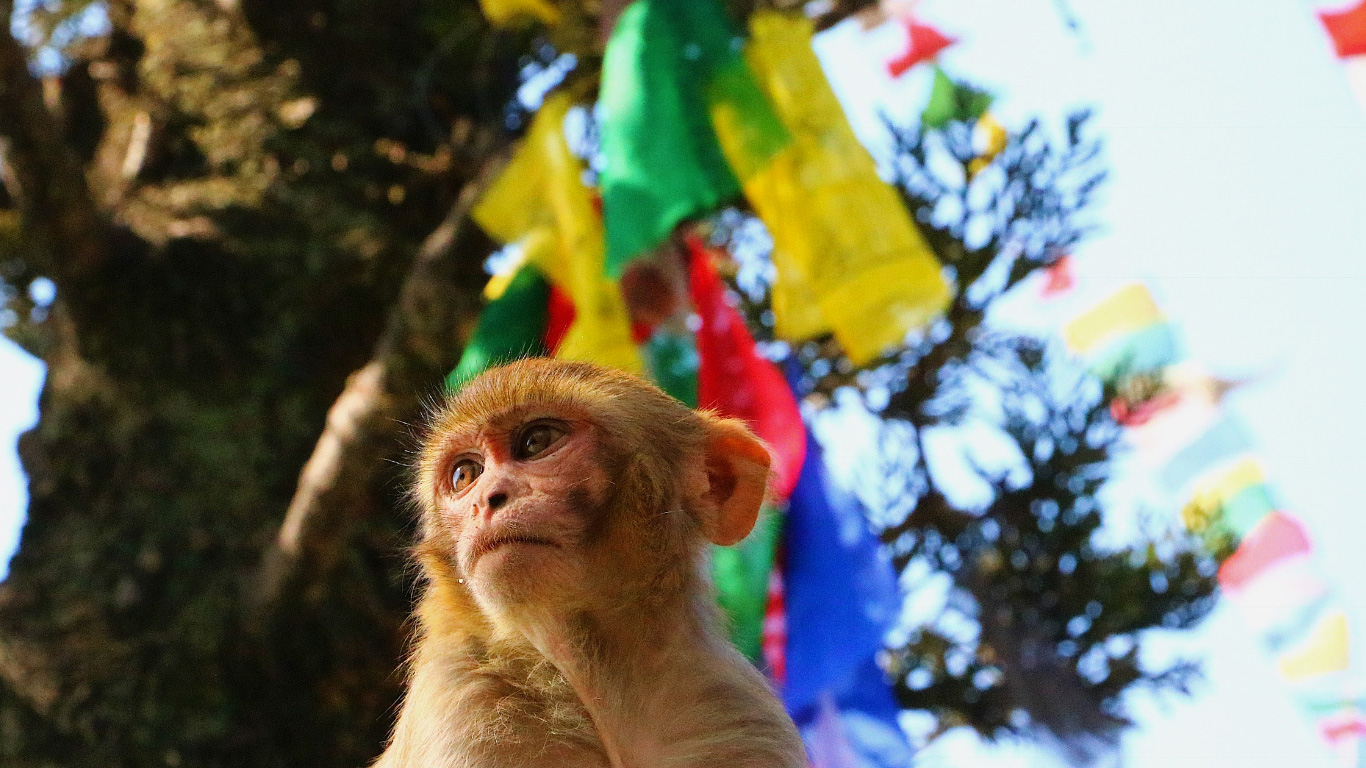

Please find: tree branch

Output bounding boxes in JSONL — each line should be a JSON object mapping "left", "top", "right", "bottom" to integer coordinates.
{"left": 0, "top": 7, "right": 107, "bottom": 280}
{"left": 249, "top": 154, "right": 506, "bottom": 625}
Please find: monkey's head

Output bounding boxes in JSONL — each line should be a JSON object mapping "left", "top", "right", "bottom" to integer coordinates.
{"left": 417, "top": 358, "right": 771, "bottom": 623}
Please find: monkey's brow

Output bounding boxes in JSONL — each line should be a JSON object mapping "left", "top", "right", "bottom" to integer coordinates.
{"left": 436, "top": 404, "right": 578, "bottom": 446}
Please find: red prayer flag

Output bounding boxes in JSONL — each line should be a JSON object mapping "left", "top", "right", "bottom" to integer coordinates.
{"left": 1322, "top": 714, "right": 1366, "bottom": 745}
{"left": 1217, "top": 511, "right": 1313, "bottom": 591}
{"left": 543, "top": 284, "right": 576, "bottom": 353}
{"left": 1041, "top": 254, "right": 1076, "bottom": 298}
{"left": 887, "top": 21, "right": 958, "bottom": 78}
{"left": 1320, "top": 1, "right": 1366, "bottom": 59}
{"left": 687, "top": 236, "right": 807, "bottom": 501}
{"left": 762, "top": 566, "right": 787, "bottom": 686}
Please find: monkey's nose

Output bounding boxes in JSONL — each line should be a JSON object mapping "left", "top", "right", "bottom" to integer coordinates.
{"left": 486, "top": 491, "right": 509, "bottom": 511}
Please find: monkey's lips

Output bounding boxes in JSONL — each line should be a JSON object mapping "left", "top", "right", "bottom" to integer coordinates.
{"left": 468, "top": 531, "right": 560, "bottom": 566}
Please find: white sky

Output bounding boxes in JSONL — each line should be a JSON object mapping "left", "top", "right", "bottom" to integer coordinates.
{"left": 2, "top": 0, "right": 1365, "bottom": 763}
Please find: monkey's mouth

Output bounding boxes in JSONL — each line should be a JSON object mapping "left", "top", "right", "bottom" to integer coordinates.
{"left": 471, "top": 534, "right": 559, "bottom": 564}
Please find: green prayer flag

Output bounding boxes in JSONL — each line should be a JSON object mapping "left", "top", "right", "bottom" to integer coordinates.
{"left": 599, "top": 0, "right": 788, "bottom": 275}
{"left": 643, "top": 325, "right": 700, "bottom": 407}
{"left": 712, "top": 506, "right": 782, "bottom": 663}
{"left": 922, "top": 66, "right": 994, "bottom": 130}
{"left": 445, "top": 265, "right": 551, "bottom": 392}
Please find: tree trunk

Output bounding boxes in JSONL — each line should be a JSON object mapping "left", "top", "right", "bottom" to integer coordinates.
{"left": 0, "top": 1, "right": 521, "bottom": 764}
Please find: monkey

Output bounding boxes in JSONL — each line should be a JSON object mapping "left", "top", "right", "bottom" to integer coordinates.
{"left": 374, "top": 358, "right": 808, "bottom": 768}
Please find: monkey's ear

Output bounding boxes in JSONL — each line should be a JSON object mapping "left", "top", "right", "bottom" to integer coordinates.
{"left": 699, "top": 419, "right": 772, "bottom": 546}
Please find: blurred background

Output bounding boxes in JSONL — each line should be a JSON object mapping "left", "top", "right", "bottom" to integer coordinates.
{"left": 1, "top": 0, "right": 1364, "bottom": 766}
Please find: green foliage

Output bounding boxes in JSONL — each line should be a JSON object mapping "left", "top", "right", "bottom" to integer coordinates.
{"left": 721, "top": 105, "right": 1217, "bottom": 753}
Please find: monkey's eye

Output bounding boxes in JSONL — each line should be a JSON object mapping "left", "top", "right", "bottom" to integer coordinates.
{"left": 450, "top": 459, "right": 483, "bottom": 494}
{"left": 514, "top": 420, "right": 568, "bottom": 460}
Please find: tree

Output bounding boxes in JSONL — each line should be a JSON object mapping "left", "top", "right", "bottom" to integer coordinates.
{"left": 0, "top": 1, "right": 1216, "bottom": 765}
{"left": 739, "top": 111, "right": 1220, "bottom": 757}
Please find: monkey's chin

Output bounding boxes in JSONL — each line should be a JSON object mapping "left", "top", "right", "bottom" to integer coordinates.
{"left": 472, "top": 542, "right": 567, "bottom": 601}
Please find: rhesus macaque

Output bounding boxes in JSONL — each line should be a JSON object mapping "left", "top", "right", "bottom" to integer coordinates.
{"left": 375, "top": 358, "right": 807, "bottom": 768}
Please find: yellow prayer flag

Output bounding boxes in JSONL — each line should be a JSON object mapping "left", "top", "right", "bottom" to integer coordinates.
{"left": 718, "top": 11, "right": 951, "bottom": 365}
{"left": 1063, "top": 283, "right": 1165, "bottom": 355}
{"left": 471, "top": 91, "right": 641, "bottom": 373}
{"left": 1279, "top": 611, "right": 1351, "bottom": 680}
{"left": 477, "top": 0, "right": 560, "bottom": 26}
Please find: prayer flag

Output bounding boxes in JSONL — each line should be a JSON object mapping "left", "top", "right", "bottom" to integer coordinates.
{"left": 1040, "top": 255, "right": 1076, "bottom": 298}
{"left": 728, "top": 11, "right": 951, "bottom": 364}
{"left": 642, "top": 324, "right": 700, "bottom": 407}
{"left": 799, "top": 662, "right": 915, "bottom": 768}
{"left": 1157, "top": 411, "right": 1255, "bottom": 492}
{"left": 1320, "top": 2, "right": 1366, "bottom": 59}
{"left": 599, "top": 0, "right": 788, "bottom": 274}
{"left": 1223, "top": 555, "right": 1331, "bottom": 641}
{"left": 1279, "top": 611, "right": 1352, "bottom": 681}
{"left": 1218, "top": 512, "right": 1312, "bottom": 591}
{"left": 886, "top": 20, "right": 957, "bottom": 78}
{"left": 688, "top": 237, "right": 807, "bottom": 500}
{"left": 474, "top": 91, "right": 642, "bottom": 373}
{"left": 446, "top": 264, "right": 551, "bottom": 391}
{"left": 921, "top": 66, "right": 993, "bottom": 130}
{"left": 476, "top": 0, "right": 560, "bottom": 26}
{"left": 713, "top": 508, "right": 784, "bottom": 664}
{"left": 1064, "top": 283, "right": 1165, "bottom": 354}
{"left": 783, "top": 426, "right": 900, "bottom": 717}
{"left": 1064, "top": 283, "right": 1184, "bottom": 382}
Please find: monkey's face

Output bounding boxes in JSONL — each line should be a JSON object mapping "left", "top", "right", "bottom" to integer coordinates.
{"left": 428, "top": 406, "right": 615, "bottom": 607}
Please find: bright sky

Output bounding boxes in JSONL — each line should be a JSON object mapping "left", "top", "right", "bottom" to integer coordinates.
{"left": 2, "top": 0, "right": 1365, "bottom": 764}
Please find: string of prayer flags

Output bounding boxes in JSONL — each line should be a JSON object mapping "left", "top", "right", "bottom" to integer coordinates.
{"left": 727, "top": 11, "right": 951, "bottom": 364}
{"left": 886, "top": 19, "right": 957, "bottom": 78}
{"left": 476, "top": 0, "right": 560, "bottom": 27}
{"left": 598, "top": 0, "right": 788, "bottom": 274}
{"left": 921, "top": 65, "right": 994, "bottom": 130}
{"left": 1063, "top": 283, "right": 1184, "bottom": 384}
{"left": 1320, "top": 1, "right": 1366, "bottom": 58}
{"left": 473, "top": 91, "right": 642, "bottom": 373}
{"left": 1069, "top": 283, "right": 1366, "bottom": 765}
{"left": 446, "top": 264, "right": 550, "bottom": 391}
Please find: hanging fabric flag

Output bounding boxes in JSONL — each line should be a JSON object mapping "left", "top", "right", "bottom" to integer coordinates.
{"left": 688, "top": 236, "right": 807, "bottom": 499}
{"left": 1157, "top": 412, "right": 1256, "bottom": 491}
{"left": 446, "top": 264, "right": 551, "bottom": 391}
{"left": 783, "top": 425, "right": 899, "bottom": 718}
{"left": 921, "top": 65, "right": 994, "bottom": 130}
{"left": 1279, "top": 611, "right": 1352, "bottom": 681}
{"left": 725, "top": 11, "right": 951, "bottom": 364}
{"left": 968, "top": 111, "right": 1009, "bottom": 176}
{"left": 642, "top": 323, "right": 700, "bottom": 407}
{"left": 473, "top": 90, "right": 642, "bottom": 373}
{"left": 598, "top": 0, "right": 789, "bottom": 274}
{"left": 1320, "top": 1, "right": 1366, "bottom": 58}
{"left": 781, "top": 358, "right": 910, "bottom": 766}
{"left": 762, "top": 567, "right": 788, "bottom": 684}
{"left": 476, "top": 0, "right": 560, "bottom": 26}
{"left": 1181, "top": 457, "right": 1279, "bottom": 544}
{"left": 1218, "top": 512, "right": 1313, "bottom": 591}
{"left": 1040, "top": 255, "right": 1077, "bottom": 298}
{"left": 886, "top": 20, "right": 957, "bottom": 78}
{"left": 542, "top": 285, "right": 576, "bottom": 353}
{"left": 1064, "top": 283, "right": 1184, "bottom": 384}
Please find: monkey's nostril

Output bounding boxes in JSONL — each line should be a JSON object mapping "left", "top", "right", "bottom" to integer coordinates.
{"left": 487, "top": 491, "right": 509, "bottom": 511}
